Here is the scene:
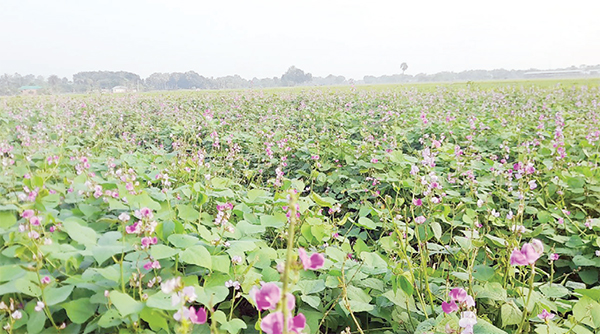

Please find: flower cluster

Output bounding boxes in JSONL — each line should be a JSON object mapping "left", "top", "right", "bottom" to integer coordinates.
{"left": 442, "top": 288, "right": 477, "bottom": 334}
{"left": 249, "top": 283, "right": 306, "bottom": 334}
{"left": 510, "top": 239, "right": 543, "bottom": 266}
{"left": 161, "top": 277, "right": 207, "bottom": 325}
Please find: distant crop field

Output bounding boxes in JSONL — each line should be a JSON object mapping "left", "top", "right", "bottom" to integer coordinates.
{"left": 0, "top": 82, "right": 599, "bottom": 334}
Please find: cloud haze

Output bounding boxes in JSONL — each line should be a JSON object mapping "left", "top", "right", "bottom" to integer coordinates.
{"left": 1, "top": 0, "right": 598, "bottom": 79}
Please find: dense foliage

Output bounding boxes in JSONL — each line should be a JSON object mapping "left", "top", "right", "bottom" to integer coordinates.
{"left": 0, "top": 84, "right": 599, "bottom": 334}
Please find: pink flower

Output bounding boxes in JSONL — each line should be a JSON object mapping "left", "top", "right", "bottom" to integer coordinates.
{"left": 442, "top": 301, "right": 459, "bottom": 314}
{"left": 298, "top": 248, "right": 325, "bottom": 270}
{"left": 260, "top": 312, "right": 306, "bottom": 334}
{"left": 141, "top": 236, "right": 158, "bottom": 249}
{"left": 449, "top": 288, "right": 468, "bottom": 302}
{"left": 40, "top": 276, "right": 51, "bottom": 284}
{"left": 140, "top": 207, "right": 153, "bottom": 219}
{"left": 413, "top": 198, "right": 422, "bottom": 206}
{"left": 189, "top": 306, "right": 207, "bottom": 324}
{"left": 549, "top": 253, "right": 559, "bottom": 261}
{"left": 510, "top": 239, "right": 543, "bottom": 266}
{"left": 537, "top": 309, "right": 555, "bottom": 322}
{"left": 126, "top": 222, "right": 140, "bottom": 234}
{"left": 143, "top": 260, "right": 161, "bottom": 270}
{"left": 30, "top": 216, "right": 42, "bottom": 226}
{"left": 252, "top": 282, "right": 281, "bottom": 311}
{"left": 414, "top": 216, "right": 426, "bottom": 224}
{"left": 21, "top": 210, "right": 35, "bottom": 219}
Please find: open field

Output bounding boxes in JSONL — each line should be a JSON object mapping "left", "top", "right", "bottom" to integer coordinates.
{"left": 0, "top": 80, "right": 599, "bottom": 334}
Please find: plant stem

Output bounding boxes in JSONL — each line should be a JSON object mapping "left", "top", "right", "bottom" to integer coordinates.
{"left": 280, "top": 191, "right": 298, "bottom": 334}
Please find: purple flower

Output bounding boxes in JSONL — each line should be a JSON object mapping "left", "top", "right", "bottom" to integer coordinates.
{"left": 413, "top": 198, "right": 422, "bottom": 206}
{"left": 140, "top": 207, "right": 153, "bottom": 219}
{"left": 298, "top": 248, "right": 325, "bottom": 270}
{"left": 21, "top": 209, "right": 35, "bottom": 219}
{"left": 141, "top": 236, "right": 157, "bottom": 249}
{"left": 537, "top": 309, "right": 555, "bottom": 322}
{"left": 189, "top": 306, "right": 207, "bottom": 324}
{"left": 442, "top": 301, "right": 458, "bottom": 314}
{"left": 40, "top": 276, "right": 51, "bottom": 284}
{"left": 549, "top": 253, "right": 559, "bottom": 261}
{"left": 252, "top": 282, "right": 281, "bottom": 311}
{"left": 260, "top": 311, "right": 306, "bottom": 334}
{"left": 449, "top": 288, "right": 468, "bottom": 302}
{"left": 510, "top": 239, "right": 543, "bottom": 266}
{"left": 126, "top": 222, "right": 140, "bottom": 234}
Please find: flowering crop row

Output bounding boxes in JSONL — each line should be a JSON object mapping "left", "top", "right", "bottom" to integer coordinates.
{"left": 0, "top": 83, "right": 599, "bottom": 334}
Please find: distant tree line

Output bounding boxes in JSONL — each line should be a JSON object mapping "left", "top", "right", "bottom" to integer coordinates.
{"left": 1, "top": 64, "right": 599, "bottom": 96}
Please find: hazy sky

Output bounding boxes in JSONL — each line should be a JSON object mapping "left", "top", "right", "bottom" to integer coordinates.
{"left": 1, "top": 0, "right": 599, "bottom": 80}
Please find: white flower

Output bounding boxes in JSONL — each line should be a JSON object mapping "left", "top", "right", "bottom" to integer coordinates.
{"left": 35, "top": 301, "right": 45, "bottom": 312}
{"left": 173, "top": 308, "right": 190, "bottom": 322}
{"left": 118, "top": 212, "right": 130, "bottom": 222}
{"left": 11, "top": 310, "right": 22, "bottom": 320}
{"left": 458, "top": 311, "right": 477, "bottom": 334}
{"left": 161, "top": 277, "right": 181, "bottom": 294}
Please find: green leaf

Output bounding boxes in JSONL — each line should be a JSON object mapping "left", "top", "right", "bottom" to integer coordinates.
{"left": 15, "top": 277, "right": 42, "bottom": 297}
{"left": 109, "top": 291, "right": 145, "bottom": 317}
{"left": 300, "top": 295, "right": 321, "bottom": 309}
{"left": 540, "top": 284, "right": 570, "bottom": 299}
{"left": 0, "top": 210, "right": 17, "bottom": 229}
{"left": 575, "top": 289, "right": 600, "bottom": 302}
{"left": 573, "top": 296, "right": 600, "bottom": 329}
{"left": 397, "top": 274, "right": 414, "bottom": 296}
{"left": 357, "top": 217, "right": 379, "bottom": 230}
{"left": 474, "top": 318, "right": 508, "bottom": 333}
{"left": 98, "top": 308, "right": 122, "bottom": 328}
{"left": 63, "top": 298, "right": 97, "bottom": 324}
{"left": 151, "top": 244, "right": 180, "bottom": 260}
{"left": 431, "top": 222, "right": 442, "bottom": 240}
{"left": 78, "top": 204, "right": 101, "bottom": 218}
{"left": 63, "top": 218, "right": 98, "bottom": 246}
{"left": 179, "top": 245, "right": 212, "bottom": 269}
{"left": 260, "top": 213, "right": 287, "bottom": 228}
{"left": 140, "top": 307, "right": 170, "bottom": 333}
{"left": 310, "top": 192, "right": 336, "bottom": 208}
{"left": 501, "top": 301, "right": 523, "bottom": 327}
{"left": 177, "top": 204, "right": 199, "bottom": 222}
{"left": 146, "top": 292, "right": 179, "bottom": 311}
{"left": 27, "top": 307, "right": 46, "bottom": 334}
{"left": 45, "top": 285, "right": 74, "bottom": 306}
{"left": 220, "top": 319, "right": 247, "bottom": 334}
{"left": 168, "top": 234, "right": 199, "bottom": 248}
{"left": 472, "top": 265, "right": 495, "bottom": 281}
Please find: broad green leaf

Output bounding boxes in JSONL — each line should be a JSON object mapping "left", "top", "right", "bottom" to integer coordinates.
{"left": 179, "top": 245, "right": 212, "bottom": 269}
{"left": 357, "top": 217, "right": 379, "bottom": 230}
{"left": 177, "top": 204, "right": 199, "bottom": 222}
{"left": 501, "top": 301, "right": 522, "bottom": 327}
{"left": 140, "top": 307, "right": 170, "bottom": 333}
{"left": 260, "top": 213, "right": 287, "bottom": 228}
{"left": 168, "top": 234, "right": 199, "bottom": 248}
{"left": 63, "top": 298, "right": 97, "bottom": 324}
{"left": 0, "top": 210, "right": 17, "bottom": 229}
{"left": 45, "top": 285, "right": 74, "bottom": 306}
{"left": 151, "top": 244, "right": 180, "bottom": 260}
{"left": 63, "top": 218, "right": 98, "bottom": 246}
{"left": 98, "top": 308, "right": 122, "bottom": 328}
{"left": 109, "top": 291, "right": 144, "bottom": 317}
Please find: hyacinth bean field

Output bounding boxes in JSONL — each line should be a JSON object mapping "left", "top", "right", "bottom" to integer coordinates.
{"left": 1, "top": 83, "right": 600, "bottom": 334}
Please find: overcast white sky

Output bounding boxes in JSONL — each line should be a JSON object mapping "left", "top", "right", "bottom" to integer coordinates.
{"left": 1, "top": 0, "right": 599, "bottom": 80}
